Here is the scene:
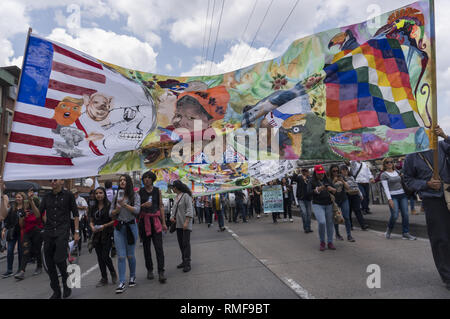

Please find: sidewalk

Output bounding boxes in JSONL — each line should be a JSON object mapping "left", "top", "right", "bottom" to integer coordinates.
{"left": 292, "top": 204, "right": 428, "bottom": 239}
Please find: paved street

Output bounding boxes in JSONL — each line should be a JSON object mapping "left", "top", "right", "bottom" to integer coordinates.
{"left": 0, "top": 212, "right": 448, "bottom": 299}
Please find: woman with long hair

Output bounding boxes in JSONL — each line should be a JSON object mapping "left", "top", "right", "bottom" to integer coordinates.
{"left": 1, "top": 192, "right": 25, "bottom": 278}
{"left": 90, "top": 187, "right": 117, "bottom": 287}
{"left": 170, "top": 180, "right": 194, "bottom": 273}
{"left": 328, "top": 165, "right": 355, "bottom": 242}
{"left": 381, "top": 158, "right": 416, "bottom": 240}
{"left": 110, "top": 174, "right": 140, "bottom": 294}
{"left": 307, "top": 165, "right": 336, "bottom": 251}
{"left": 15, "top": 190, "right": 44, "bottom": 280}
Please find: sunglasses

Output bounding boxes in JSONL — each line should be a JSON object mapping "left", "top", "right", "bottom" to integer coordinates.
{"left": 385, "top": 161, "right": 394, "bottom": 164}
{"left": 332, "top": 170, "right": 339, "bottom": 172}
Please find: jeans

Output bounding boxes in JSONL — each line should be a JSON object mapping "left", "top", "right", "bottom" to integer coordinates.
{"left": 337, "top": 199, "right": 352, "bottom": 237}
{"left": 114, "top": 223, "right": 138, "bottom": 284}
{"left": 215, "top": 208, "right": 225, "bottom": 229}
{"left": 299, "top": 200, "right": 312, "bottom": 231}
{"left": 312, "top": 204, "right": 334, "bottom": 244}
{"left": 21, "top": 228, "right": 43, "bottom": 272}
{"left": 409, "top": 197, "right": 416, "bottom": 211}
{"left": 388, "top": 193, "right": 410, "bottom": 234}
{"left": 348, "top": 194, "right": 368, "bottom": 228}
{"left": 358, "top": 183, "right": 371, "bottom": 211}
{"left": 6, "top": 235, "right": 23, "bottom": 273}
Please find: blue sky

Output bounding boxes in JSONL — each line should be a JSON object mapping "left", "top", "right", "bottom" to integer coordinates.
{"left": 1, "top": 0, "right": 450, "bottom": 128}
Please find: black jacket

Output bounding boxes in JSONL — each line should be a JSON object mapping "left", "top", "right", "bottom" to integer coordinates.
{"left": 307, "top": 178, "right": 332, "bottom": 206}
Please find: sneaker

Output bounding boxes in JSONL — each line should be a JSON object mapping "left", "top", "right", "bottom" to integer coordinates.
{"left": 347, "top": 236, "right": 355, "bottom": 242}
{"left": 14, "top": 271, "right": 25, "bottom": 280}
{"left": 129, "top": 276, "right": 136, "bottom": 287}
{"left": 147, "top": 271, "right": 154, "bottom": 280}
{"left": 96, "top": 278, "right": 108, "bottom": 287}
{"left": 33, "top": 267, "right": 42, "bottom": 276}
{"left": 289, "top": 219, "right": 294, "bottom": 223}
{"left": 327, "top": 243, "right": 337, "bottom": 250}
{"left": 257, "top": 215, "right": 260, "bottom": 219}
{"left": 111, "top": 272, "right": 118, "bottom": 284}
{"left": 385, "top": 229, "right": 392, "bottom": 239}
{"left": 362, "top": 225, "right": 370, "bottom": 230}
{"left": 2, "top": 271, "right": 13, "bottom": 279}
{"left": 402, "top": 233, "right": 417, "bottom": 241}
{"left": 319, "top": 242, "right": 326, "bottom": 251}
{"left": 336, "top": 235, "right": 344, "bottom": 241}
{"left": 158, "top": 272, "right": 167, "bottom": 284}
{"left": 183, "top": 264, "right": 191, "bottom": 273}
{"left": 177, "top": 262, "right": 185, "bottom": 269}
{"left": 115, "top": 283, "right": 126, "bottom": 294}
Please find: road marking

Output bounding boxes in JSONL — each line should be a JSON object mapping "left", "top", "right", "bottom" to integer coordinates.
{"left": 225, "top": 226, "right": 239, "bottom": 238}
{"left": 283, "top": 277, "right": 315, "bottom": 299}
{"left": 81, "top": 264, "right": 99, "bottom": 279}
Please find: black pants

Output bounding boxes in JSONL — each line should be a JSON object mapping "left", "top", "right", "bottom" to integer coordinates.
{"left": 283, "top": 199, "right": 292, "bottom": 219}
{"left": 21, "top": 228, "right": 43, "bottom": 272}
{"left": 79, "top": 217, "right": 88, "bottom": 242}
{"left": 272, "top": 212, "right": 280, "bottom": 222}
{"left": 176, "top": 229, "right": 191, "bottom": 266}
{"left": 423, "top": 197, "right": 450, "bottom": 284}
{"left": 44, "top": 234, "right": 69, "bottom": 293}
{"left": 348, "top": 194, "right": 367, "bottom": 228}
{"left": 253, "top": 200, "right": 261, "bottom": 215}
{"left": 142, "top": 231, "right": 165, "bottom": 273}
{"left": 94, "top": 236, "right": 116, "bottom": 280}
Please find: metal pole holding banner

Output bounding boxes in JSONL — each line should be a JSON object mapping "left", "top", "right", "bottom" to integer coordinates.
{"left": 0, "top": 27, "right": 32, "bottom": 182}
{"left": 429, "top": 0, "right": 439, "bottom": 179}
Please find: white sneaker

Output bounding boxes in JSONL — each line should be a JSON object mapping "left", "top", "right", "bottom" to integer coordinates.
{"left": 402, "top": 233, "right": 417, "bottom": 240}
{"left": 289, "top": 219, "right": 294, "bottom": 222}
{"left": 385, "top": 229, "right": 391, "bottom": 239}
{"left": 115, "top": 283, "right": 126, "bottom": 294}
{"left": 257, "top": 215, "right": 260, "bottom": 219}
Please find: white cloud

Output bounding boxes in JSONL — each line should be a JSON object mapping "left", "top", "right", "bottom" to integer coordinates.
{"left": 165, "top": 63, "right": 173, "bottom": 72}
{"left": 182, "top": 41, "right": 275, "bottom": 76}
{"left": 47, "top": 27, "right": 158, "bottom": 72}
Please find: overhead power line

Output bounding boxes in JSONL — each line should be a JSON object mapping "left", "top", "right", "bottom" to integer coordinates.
{"left": 209, "top": 0, "right": 226, "bottom": 75}
{"left": 262, "top": 0, "right": 301, "bottom": 61}
{"left": 200, "top": 0, "right": 211, "bottom": 76}
{"left": 240, "top": 0, "right": 274, "bottom": 69}
{"left": 203, "top": 0, "right": 217, "bottom": 76}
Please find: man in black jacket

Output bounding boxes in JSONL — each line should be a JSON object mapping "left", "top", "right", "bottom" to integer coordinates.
{"left": 403, "top": 126, "right": 450, "bottom": 291}
{"left": 31, "top": 179, "right": 79, "bottom": 299}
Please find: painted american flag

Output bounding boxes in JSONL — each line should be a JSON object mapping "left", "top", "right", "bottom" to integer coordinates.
{"left": 3, "top": 33, "right": 156, "bottom": 181}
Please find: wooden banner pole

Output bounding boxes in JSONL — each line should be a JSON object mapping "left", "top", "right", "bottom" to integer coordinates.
{"left": 429, "top": 0, "right": 439, "bottom": 179}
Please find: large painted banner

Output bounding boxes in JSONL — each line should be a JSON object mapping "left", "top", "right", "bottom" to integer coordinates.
{"left": 3, "top": 1, "right": 435, "bottom": 181}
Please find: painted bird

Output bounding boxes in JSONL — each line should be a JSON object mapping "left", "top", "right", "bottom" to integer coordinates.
{"left": 328, "top": 29, "right": 359, "bottom": 51}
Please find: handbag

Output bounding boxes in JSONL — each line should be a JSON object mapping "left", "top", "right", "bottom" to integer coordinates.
{"left": 170, "top": 194, "right": 185, "bottom": 233}
{"left": 329, "top": 194, "right": 345, "bottom": 225}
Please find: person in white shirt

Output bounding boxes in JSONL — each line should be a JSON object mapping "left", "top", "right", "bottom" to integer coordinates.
{"left": 72, "top": 189, "right": 88, "bottom": 244}
{"left": 350, "top": 161, "right": 375, "bottom": 215}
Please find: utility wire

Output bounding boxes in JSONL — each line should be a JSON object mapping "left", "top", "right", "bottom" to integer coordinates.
{"left": 200, "top": 0, "right": 211, "bottom": 76}
{"left": 226, "top": 0, "right": 258, "bottom": 71}
{"left": 203, "top": 0, "right": 217, "bottom": 76}
{"left": 209, "top": 0, "right": 226, "bottom": 75}
{"left": 262, "top": 0, "right": 300, "bottom": 61}
{"left": 240, "top": 0, "right": 274, "bottom": 69}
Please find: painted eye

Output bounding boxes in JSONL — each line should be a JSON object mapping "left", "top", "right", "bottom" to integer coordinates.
{"left": 73, "top": 106, "right": 79, "bottom": 111}
{"left": 293, "top": 127, "right": 300, "bottom": 133}
{"left": 60, "top": 104, "right": 67, "bottom": 109}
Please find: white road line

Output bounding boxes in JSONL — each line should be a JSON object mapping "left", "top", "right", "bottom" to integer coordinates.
{"left": 225, "top": 226, "right": 239, "bottom": 238}
{"left": 81, "top": 264, "right": 99, "bottom": 279}
{"left": 283, "top": 277, "right": 315, "bottom": 299}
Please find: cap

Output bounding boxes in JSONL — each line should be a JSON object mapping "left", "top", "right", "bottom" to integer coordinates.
{"left": 314, "top": 165, "right": 326, "bottom": 174}
{"left": 177, "top": 86, "right": 229, "bottom": 120}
